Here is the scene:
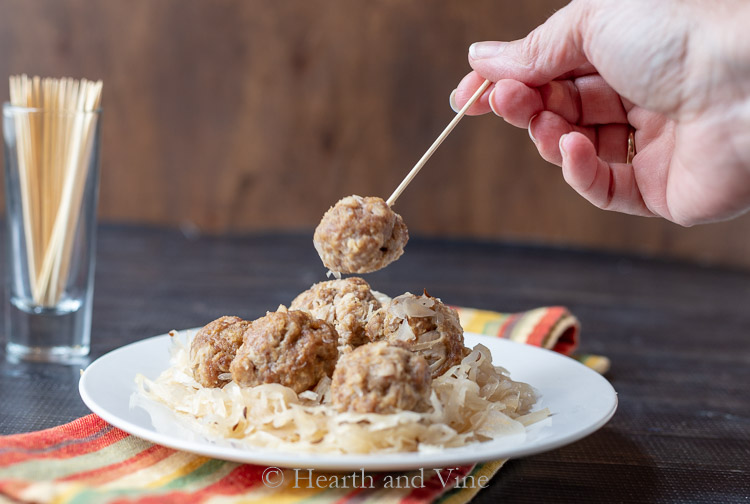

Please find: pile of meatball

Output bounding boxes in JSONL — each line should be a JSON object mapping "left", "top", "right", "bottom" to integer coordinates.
{"left": 189, "top": 277, "right": 468, "bottom": 414}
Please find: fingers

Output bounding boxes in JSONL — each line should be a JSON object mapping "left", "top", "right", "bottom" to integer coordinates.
{"left": 486, "top": 79, "right": 543, "bottom": 127}
{"left": 574, "top": 75, "right": 628, "bottom": 125}
{"left": 468, "top": 0, "right": 590, "bottom": 86}
{"left": 596, "top": 124, "right": 631, "bottom": 164}
{"left": 528, "top": 111, "right": 630, "bottom": 165}
{"left": 528, "top": 112, "right": 590, "bottom": 165}
{"left": 487, "top": 74, "right": 628, "bottom": 125}
{"left": 457, "top": 72, "right": 630, "bottom": 132}
{"left": 559, "top": 132, "right": 653, "bottom": 217}
{"left": 451, "top": 72, "right": 493, "bottom": 116}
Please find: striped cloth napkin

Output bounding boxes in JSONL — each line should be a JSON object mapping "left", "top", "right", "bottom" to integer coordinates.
{"left": 456, "top": 306, "right": 610, "bottom": 374}
{"left": 0, "top": 306, "right": 609, "bottom": 504}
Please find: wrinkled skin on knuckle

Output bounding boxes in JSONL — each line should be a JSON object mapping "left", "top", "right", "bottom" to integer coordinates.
{"left": 519, "top": 28, "right": 543, "bottom": 73}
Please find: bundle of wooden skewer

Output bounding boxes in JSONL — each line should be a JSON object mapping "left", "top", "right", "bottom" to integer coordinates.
{"left": 8, "top": 75, "right": 103, "bottom": 307}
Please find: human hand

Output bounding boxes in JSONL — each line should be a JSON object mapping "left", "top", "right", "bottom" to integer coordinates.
{"left": 453, "top": 0, "right": 750, "bottom": 225}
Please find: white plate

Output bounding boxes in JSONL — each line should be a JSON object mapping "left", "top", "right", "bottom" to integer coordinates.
{"left": 79, "top": 332, "right": 617, "bottom": 471}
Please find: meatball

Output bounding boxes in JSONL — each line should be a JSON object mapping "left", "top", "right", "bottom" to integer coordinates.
{"left": 189, "top": 316, "right": 251, "bottom": 388}
{"left": 365, "top": 292, "right": 467, "bottom": 379}
{"left": 313, "top": 195, "right": 408, "bottom": 274}
{"left": 290, "top": 277, "right": 381, "bottom": 349}
{"left": 230, "top": 310, "right": 338, "bottom": 393}
{"left": 331, "top": 342, "right": 431, "bottom": 414}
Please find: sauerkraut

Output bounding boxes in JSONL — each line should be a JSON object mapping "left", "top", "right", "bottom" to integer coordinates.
{"left": 367, "top": 292, "right": 467, "bottom": 378}
{"left": 133, "top": 330, "right": 549, "bottom": 454}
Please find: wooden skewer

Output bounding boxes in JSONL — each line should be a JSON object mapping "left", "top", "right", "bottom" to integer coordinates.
{"left": 52, "top": 81, "right": 103, "bottom": 302}
{"left": 10, "top": 75, "right": 40, "bottom": 290}
{"left": 386, "top": 79, "right": 491, "bottom": 207}
{"left": 34, "top": 79, "right": 102, "bottom": 305}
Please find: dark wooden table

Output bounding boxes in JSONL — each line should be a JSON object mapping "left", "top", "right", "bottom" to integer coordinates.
{"left": 1, "top": 225, "right": 749, "bottom": 503}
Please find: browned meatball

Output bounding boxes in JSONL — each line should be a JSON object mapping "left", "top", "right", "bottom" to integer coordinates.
{"left": 365, "top": 292, "right": 467, "bottom": 378}
{"left": 313, "top": 195, "right": 408, "bottom": 274}
{"left": 189, "top": 316, "right": 251, "bottom": 388}
{"left": 331, "top": 342, "right": 431, "bottom": 414}
{"left": 230, "top": 310, "right": 338, "bottom": 393}
{"left": 290, "top": 277, "right": 381, "bottom": 349}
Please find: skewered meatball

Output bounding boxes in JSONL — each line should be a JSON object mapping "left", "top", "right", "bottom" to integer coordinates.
{"left": 313, "top": 195, "right": 408, "bottom": 274}
{"left": 189, "top": 316, "right": 251, "bottom": 388}
{"left": 230, "top": 310, "right": 338, "bottom": 393}
{"left": 290, "top": 277, "right": 381, "bottom": 350}
{"left": 366, "top": 292, "right": 467, "bottom": 378}
{"left": 331, "top": 341, "right": 431, "bottom": 414}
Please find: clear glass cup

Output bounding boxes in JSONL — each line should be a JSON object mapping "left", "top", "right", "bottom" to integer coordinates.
{"left": 3, "top": 103, "right": 101, "bottom": 362}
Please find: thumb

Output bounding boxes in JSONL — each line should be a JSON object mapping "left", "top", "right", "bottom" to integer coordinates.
{"left": 469, "top": 0, "right": 591, "bottom": 87}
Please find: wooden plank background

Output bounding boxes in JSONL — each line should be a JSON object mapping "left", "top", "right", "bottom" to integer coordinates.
{"left": 1, "top": 0, "right": 749, "bottom": 268}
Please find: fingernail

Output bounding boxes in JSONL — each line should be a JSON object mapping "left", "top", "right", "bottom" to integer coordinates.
{"left": 469, "top": 41, "right": 504, "bottom": 60}
{"left": 449, "top": 89, "right": 458, "bottom": 113}
{"left": 488, "top": 87, "right": 501, "bottom": 117}
{"left": 559, "top": 133, "right": 568, "bottom": 156}
{"left": 528, "top": 114, "right": 539, "bottom": 143}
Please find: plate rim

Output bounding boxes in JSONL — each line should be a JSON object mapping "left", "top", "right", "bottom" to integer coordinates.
{"left": 79, "top": 331, "right": 618, "bottom": 471}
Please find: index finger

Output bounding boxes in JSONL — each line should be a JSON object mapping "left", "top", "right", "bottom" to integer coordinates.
{"left": 452, "top": 71, "right": 494, "bottom": 116}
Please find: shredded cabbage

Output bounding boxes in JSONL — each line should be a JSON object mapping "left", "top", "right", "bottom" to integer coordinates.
{"left": 133, "top": 331, "right": 548, "bottom": 454}
{"left": 326, "top": 270, "right": 342, "bottom": 280}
